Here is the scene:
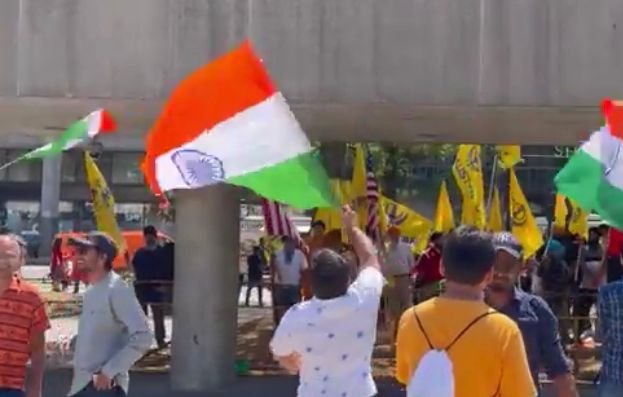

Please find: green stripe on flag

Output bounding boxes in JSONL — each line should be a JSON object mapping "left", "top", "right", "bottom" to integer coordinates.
{"left": 555, "top": 149, "right": 623, "bottom": 230}
{"left": 227, "top": 150, "right": 336, "bottom": 209}
{"left": 24, "top": 120, "right": 89, "bottom": 160}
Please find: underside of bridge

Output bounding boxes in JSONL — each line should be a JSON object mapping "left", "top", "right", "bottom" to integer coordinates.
{"left": 0, "top": 98, "right": 599, "bottom": 148}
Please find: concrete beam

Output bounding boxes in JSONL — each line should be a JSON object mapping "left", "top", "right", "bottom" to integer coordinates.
{"left": 0, "top": 97, "right": 597, "bottom": 148}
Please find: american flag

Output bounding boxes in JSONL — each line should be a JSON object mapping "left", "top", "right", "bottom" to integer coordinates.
{"left": 261, "top": 198, "right": 302, "bottom": 244}
{"left": 365, "top": 149, "right": 381, "bottom": 241}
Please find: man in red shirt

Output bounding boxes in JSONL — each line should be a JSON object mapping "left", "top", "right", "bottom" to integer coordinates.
{"left": 0, "top": 234, "right": 50, "bottom": 397}
{"left": 412, "top": 232, "right": 444, "bottom": 303}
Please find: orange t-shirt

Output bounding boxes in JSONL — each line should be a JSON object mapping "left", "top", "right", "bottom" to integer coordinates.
{"left": 396, "top": 297, "right": 536, "bottom": 397}
{"left": 0, "top": 277, "right": 50, "bottom": 390}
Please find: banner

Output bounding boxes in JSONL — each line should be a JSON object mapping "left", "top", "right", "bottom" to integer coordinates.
{"left": 84, "top": 152, "right": 127, "bottom": 254}
{"left": 509, "top": 169, "right": 543, "bottom": 258}
{"left": 382, "top": 197, "right": 432, "bottom": 252}
{"left": 433, "top": 181, "right": 455, "bottom": 233}
{"left": 452, "top": 145, "right": 486, "bottom": 229}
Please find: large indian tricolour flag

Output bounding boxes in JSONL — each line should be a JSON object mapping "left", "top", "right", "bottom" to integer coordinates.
{"left": 142, "top": 41, "right": 334, "bottom": 209}
{"left": 555, "top": 124, "right": 623, "bottom": 229}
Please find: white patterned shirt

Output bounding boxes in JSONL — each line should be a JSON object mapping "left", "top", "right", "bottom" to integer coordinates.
{"left": 270, "top": 266, "right": 384, "bottom": 397}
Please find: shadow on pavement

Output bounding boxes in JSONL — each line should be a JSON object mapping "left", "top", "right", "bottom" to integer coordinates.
{"left": 44, "top": 369, "right": 596, "bottom": 397}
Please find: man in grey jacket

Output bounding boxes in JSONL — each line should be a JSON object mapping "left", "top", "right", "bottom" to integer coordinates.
{"left": 67, "top": 232, "right": 152, "bottom": 397}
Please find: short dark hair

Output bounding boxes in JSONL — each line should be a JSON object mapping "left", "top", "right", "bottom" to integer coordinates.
{"left": 310, "top": 248, "right": 350, "bottom": 299}
{"left": 589, "top": 226, "right": 600, "bottom": 236}
{"left": 143, "top": 225, "right": 157, "bottom": 237}
{"left": 442, "top": 226, "right": 495, "bottom": 286}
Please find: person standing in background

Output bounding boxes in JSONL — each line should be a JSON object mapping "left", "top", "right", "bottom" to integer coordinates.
{"left": 385, "top": 227, "right": 415, "bottom": 320}
{"left": 0, "top": 235, "right": 49, "bottom": 397}
{"left": 132, "top": 226, "right": 166, "bottom": 349}
{"left": 273, "top": 236, "right": 308, "bottom": 324}
{"left": 245, "top": 246, "right": 265, "bottom": 307}
{"left": 574, "top": 227, "right": 604, "bottom": 341}
{"left": 412, "top": 232, "right": 444, "bottom": 303}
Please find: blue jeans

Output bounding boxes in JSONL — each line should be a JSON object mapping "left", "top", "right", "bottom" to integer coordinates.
{"left": 599, "top": 381, "right": 623, "bottom": 397}
{"left": 0, "top": 389, "right": 24, "bottom": 397}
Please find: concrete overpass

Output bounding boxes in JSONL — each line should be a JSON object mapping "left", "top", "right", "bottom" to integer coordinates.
{"left": 2, "top": 0, "right": 623, "bottom": 148}
{"left": 2, "top": 0, "right": 622, "bottom": 393}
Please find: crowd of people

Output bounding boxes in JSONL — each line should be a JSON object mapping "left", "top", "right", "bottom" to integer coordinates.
{"left": 267, "top": 206, "right": 623, "bottom": 397}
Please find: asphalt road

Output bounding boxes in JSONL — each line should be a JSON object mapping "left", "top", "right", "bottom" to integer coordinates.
{"left": 41, "top": 370, "right": 597, "bottom": 397}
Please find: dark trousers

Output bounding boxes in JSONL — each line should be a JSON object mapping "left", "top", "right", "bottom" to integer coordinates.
{"left": 573, "top": 288, "right": 597, "bottom": 338}
{"left": 546, "top": 296, "right": 571, "bottom": 344}
{"left": 71, "top": 383, "right": 126, "bottom": 397}
{"left": 0, "top": 389, "right": 24, "bottom": 397}
{"left": 245, "top": 279, "right": 263, "bottom": 306}
{"left": 140, "top": 303, "right": 166, "bottom": 348}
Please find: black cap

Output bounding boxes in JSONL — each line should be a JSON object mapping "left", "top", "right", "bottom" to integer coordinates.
{"left": 492, "top": 232, "right": 523, "bottom": 259}
{"left": 69, "top": 232, "right": 118, "bottom": 261}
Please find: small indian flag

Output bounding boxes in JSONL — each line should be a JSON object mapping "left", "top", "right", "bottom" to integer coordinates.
{"left": 142, "top": 41, "right": 334, "bottom": 209}
{"left": 555, "top": 123, "right": 623, "bottom": 230}
{"left": 24, "top": 109, "right": 115, "bottom": 159}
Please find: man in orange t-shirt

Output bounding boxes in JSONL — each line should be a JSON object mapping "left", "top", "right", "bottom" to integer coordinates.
{"left": 0, "top": 234, "right": 50, "bottom": 397}
{"left": 396, "top": 226, "right": 536, "bottom": 397}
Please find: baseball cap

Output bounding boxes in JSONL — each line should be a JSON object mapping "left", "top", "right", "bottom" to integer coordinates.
{"left": 492, "top": 232, "right": 523, "bottom": 259}
{"left": 69, "top": 232, "right": 118, "bottom": 261}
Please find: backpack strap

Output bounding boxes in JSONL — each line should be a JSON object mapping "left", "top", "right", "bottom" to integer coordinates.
{"left": 445, "top": 310, "right": 496, "bottom": 351}
{"left": 414, "top": 311, "right": 435, "bottom": 350}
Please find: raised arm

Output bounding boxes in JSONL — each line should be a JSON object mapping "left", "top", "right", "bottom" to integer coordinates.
{"left": 342, "top": 205, "right": 379, "bottom": 271}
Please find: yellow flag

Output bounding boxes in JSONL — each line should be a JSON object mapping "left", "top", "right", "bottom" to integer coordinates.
{"left": 313, "top": 179, "right": 351, "bottom": 241}
{"left": 496, "top": 145, "right": 522, "bottom": 169}
{"left": 452, "top": 145, "right": 486, "bottom": 229}
{"left": 553, "top": 193, "right": 568, "bottom": 230}
{"left": 509, "top": 169, "right": 543, "bottom": 258}
{"left": 84, "top": 152, "right": 127, "bottom": 254}
{"left": 382, "top": 196, "right": 432, "bottom": 251}
{"left": 568, "top": 199, "right": 589, "bottom": 239}
{"left": 433, "top": 181, "right": 455, "bottom": 233}
{"left": 487, "top": 188, "right": 504, "bottom": 232}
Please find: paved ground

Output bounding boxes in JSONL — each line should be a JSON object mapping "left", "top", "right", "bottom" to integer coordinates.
{"left": 41, "top": 370, "right": 596, "bottom": 397}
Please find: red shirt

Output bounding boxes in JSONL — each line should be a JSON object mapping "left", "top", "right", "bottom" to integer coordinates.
{"left": 607, "top": 228, "right": 623, "bottom": 256}
{"left": 0, "top": 277, "right": 50, "bottom": 390}
{"left": 414, "top": 245, "right": 443, "bottom": 284}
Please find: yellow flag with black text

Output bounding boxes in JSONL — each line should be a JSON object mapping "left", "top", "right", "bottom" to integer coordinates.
{"left": 382, "top": 197, "right": 432, "bottom": 252}
{"left": 496, "top": 145, "right": 522, "bottom": 169}
{"left": 568, "top": 199, "right": 589, "bottom": 239}
{"left": 433, "top": 181, "right": 455, "bottom": 233}
{"left": 509, "top": 169, "right": 543, "bottom": 258}
{"left": 84, "top": 152, "right": 126, "bottom": 254}
{"left": 553, "top": 193, "right": 568, "bottom": 230}
{"left": 351, "top": 144, "right": 370, "bottom": 231}
{"left": 452, "top": 145, "right": 486, "bottom": 229}
{"left": 487, "top": 188, "right": 504, "bottom": 232}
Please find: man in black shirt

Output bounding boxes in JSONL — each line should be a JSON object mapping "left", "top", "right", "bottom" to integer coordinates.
{"left": 245, "top": 246, "right": 265, "bottom": 307}
{"left": 132, "top": 225, "right": 166, "bottom": 348}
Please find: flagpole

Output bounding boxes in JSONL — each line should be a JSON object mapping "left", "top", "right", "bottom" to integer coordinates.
{"left": 485, "top": 153, "right": 499, "bottom": 215}
{"left": 0, "top": 152, "right": 32, "bottom": 173}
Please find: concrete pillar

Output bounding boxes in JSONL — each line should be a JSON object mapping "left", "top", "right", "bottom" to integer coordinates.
{"left": 171, "top": 185, "right": 240, "bottom": 392}
{"left": 39, "top": 155, "right": 62, "bottom": 256}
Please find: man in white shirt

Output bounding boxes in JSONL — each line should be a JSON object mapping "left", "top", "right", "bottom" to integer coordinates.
{"left": 272, "top": 236, "right": 308, "bottom": 323}
{"left": 270, "top": 206, "right": 383, "bottom": 397}
{"left": 384, "top": 226, "right": 415, "bottom": 321}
